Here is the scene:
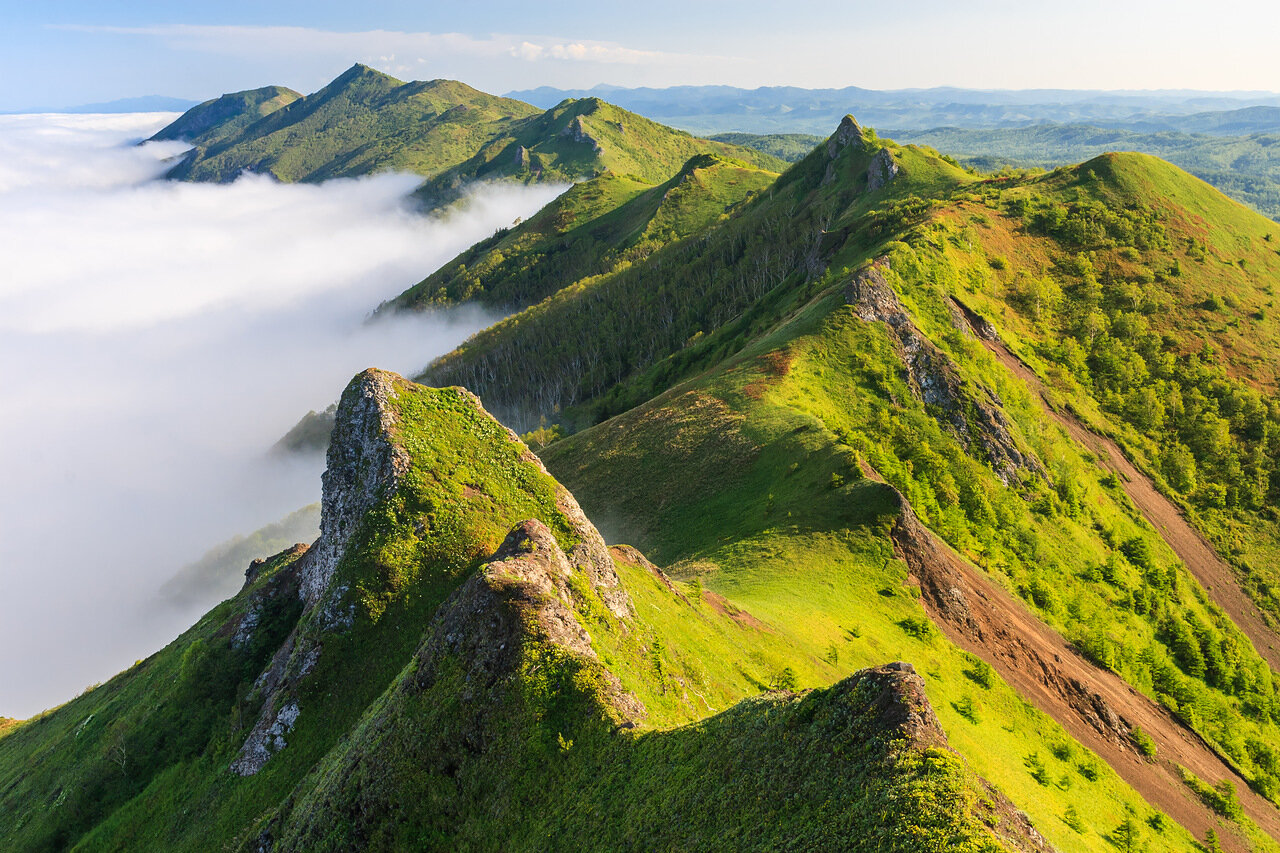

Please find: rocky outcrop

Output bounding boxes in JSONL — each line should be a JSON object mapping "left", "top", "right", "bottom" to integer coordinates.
{"left": 232, "top": 369, "right": 633, "bottom": 776}
{"left": 846, "top": 260, "right": 1042, "bottom": 484}
{"left": 837, "top": 663, "right": 1056, "bottom": 853}
{"left": 298, "top": 369, "right": 410, "bottom": 604}
{"left": 950, "top": 296, "right": 1001, "bottom": 342}
{"left": 867, "top": 147, "right": 900, "bottom": 191}
{"left": 826, "top": 114, "right": 863, "bottom": 158}
{"left": 230, "top": 701, "right": 299, "bottom": 777}
{"left": 822, "top": 115, "right": 865, "bottom": 186}
{"left": 561, "top": 115, "right": 603, "bottom": 153}
{"left": 851, "top": 662, "right": 946, "bottom": 747}
{"left": 414, "top": 519, "right": 645, "bottom": 721}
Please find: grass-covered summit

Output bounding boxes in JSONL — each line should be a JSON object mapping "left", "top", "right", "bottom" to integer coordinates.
{"left": 157, "top": 64, "right": 543, "bottom": 183}
{"left": 153, "top": 65, "right": 783, "bottom": 198}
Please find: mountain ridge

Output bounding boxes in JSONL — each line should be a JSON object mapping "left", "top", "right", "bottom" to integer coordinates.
{"left": 0, "top": 366, "right": 1038, "bottom": 852}
{"left": 153, "top": 65, "right": 783, "bottom": 196}
{"left": 7, "top": 93, "right": 1280, "bottom": 852}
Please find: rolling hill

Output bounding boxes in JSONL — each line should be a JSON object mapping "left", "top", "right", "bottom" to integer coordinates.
{"left": 157, "top": 65, "right": 543, "bottom": 183}
{"left": 154, "top": 65, "right": 783, "bottom": 198}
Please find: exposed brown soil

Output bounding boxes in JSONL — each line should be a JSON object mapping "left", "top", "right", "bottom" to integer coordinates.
{"left": 702, "top": 590, "right": 771, "bottom": 631}
{"left": 886, "top": 489, "right": 1280, "bottom": 852}
{"left": 952, "top": 297, "right": 1280, "bottom": 673}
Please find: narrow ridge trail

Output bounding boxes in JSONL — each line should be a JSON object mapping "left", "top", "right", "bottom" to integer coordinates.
{"left": 954, "top": 299, "right": 1280, "bottom": 674}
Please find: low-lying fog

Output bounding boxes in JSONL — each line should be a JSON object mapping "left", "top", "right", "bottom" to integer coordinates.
{"left": 0, "top": 113, "right": 566, "bottom": 718}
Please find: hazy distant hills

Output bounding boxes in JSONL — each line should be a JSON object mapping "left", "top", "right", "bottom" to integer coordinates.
{"left": 1, "top": 95, "right": 200, "bottom": 114}
{"left": 507, "top": 83, "right": 1280, "bottom": 135}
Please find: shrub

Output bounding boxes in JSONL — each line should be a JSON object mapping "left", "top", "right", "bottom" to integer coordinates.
{"left": 898, "top": 616, "right": 935, "bottom": 640}
{"left": 1130, "top": 726, "right": 1158, "bottom": 759}
{"left": 1024, "top": 751, "right": 1050, "bottom": 785}
{"left": 963, "top": 656, "right": 995, "bottom": 689}
{"left": 768, "top": 666, "right": 798, "bottom": 692}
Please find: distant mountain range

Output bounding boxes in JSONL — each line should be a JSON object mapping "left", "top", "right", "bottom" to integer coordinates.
{"left": 507, "top": 83, "right": 1280, "bottom": 135}
{"left": 2, "top": 95, "right": 199, "bottom": 114}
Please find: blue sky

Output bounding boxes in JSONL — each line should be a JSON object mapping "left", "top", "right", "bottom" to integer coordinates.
{"left": 3, "top": 1, "right": 1279, "bottom": 109}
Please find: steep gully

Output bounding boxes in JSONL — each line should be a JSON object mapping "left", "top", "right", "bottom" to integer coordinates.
{"left": 860, "top": 300, "right": 1280, "bottom": 849}
{"left": 951, "top": 298, "right": 1280, "bottom": 674}
{"left": 886, "top": 485, "right": 1280, "bottom": 850}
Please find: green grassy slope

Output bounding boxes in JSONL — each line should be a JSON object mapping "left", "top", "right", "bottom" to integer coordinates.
{"left": 159, "top": 65, "right": 542, "bottom": 183}
{"left": 897, "top": 124, "right": 1280, "bottom": 219}
{"left": 420, "top": 117, "right": 971, "bottom": 430}
{"left": 387, "top": 153, "right": 778, "bottom": 312}
{"left": 539, "top": 292, "right": 1277, "bottom": 851}
{"left": 411, "top": 117, "right": 1280, "bottom": 848}
{"left": 902, "top": 152, "right": 1280, "bottom": 635}
{"left": 0, "top": 545, "right": 308, "bottom": 851}
{"left": 8, "top": 111, "right": 1280, "bottom": 852}
{"left": 413, "top": 97, "right": 786, "bottom": 207}
{"left": 0, "top": 369, "right": 1028, "bottom": 852}
{"left": 149, "top": 85, "right": 301, "bottom": 148}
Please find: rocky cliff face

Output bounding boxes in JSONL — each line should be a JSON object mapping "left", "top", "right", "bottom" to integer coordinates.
{"left": 866, "top": 147, "right": 900, "bottom": 191}
{"left": 299, "top": 370, "right": 410, "bottom": 604}
{"left": 847, "top": 260, "right": 1042, "bottom": 484}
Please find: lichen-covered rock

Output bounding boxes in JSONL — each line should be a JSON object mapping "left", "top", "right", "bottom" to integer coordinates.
{"left": 847, "top": 260, "right": 1042, "bottom": 484}
{"left": 231, "top": 700, "right": 300, "bottom": 777}
{"left": 298, "top": 369, "right": 410, "bottom": 604}
{"left": 414, "top": 517, "right": 643, "bottom": 723}
{"left": 866, "top": 147, "right": 900, "bottom": 191}
{"left": 826, "top": 114, "right": 863, "bottom": 158}
{"left": 461, "top": 386, "right": 635, "bottom": 621}
{"left": 561, "top": 114, "right": 603, "bottom": 153}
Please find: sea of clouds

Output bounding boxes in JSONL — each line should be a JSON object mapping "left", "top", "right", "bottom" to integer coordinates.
{"left": 0, "top": 113, "right": 566, "bottom": 717}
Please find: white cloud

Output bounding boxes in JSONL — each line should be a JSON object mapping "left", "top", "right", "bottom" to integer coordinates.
{"left": 0, "top": 112, "right": 567, "bottom": 717}
{"left": 61, "top": 24, "right": 686, "bottom": 69}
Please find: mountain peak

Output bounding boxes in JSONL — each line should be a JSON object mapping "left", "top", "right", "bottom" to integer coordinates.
{"left": 826, "top": 113, "right": 864, "bottom": 157}
{"left": 300, "top": 368, "right": 410, "bottom": 603}
{"left": 337, "top": 62, "right": 400, "bottom": 83}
